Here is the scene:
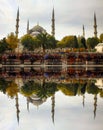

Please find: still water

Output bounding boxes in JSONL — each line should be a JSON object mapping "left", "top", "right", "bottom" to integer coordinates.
{"left": 0, "top": 66, "right": 103, "bottom": 130}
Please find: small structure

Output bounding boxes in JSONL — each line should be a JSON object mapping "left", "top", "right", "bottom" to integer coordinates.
{"left": 95, "top": 78, "right": 103, "bottom": 89}
{"left": 95, "top": 43, "right": 103, "bottom": 52}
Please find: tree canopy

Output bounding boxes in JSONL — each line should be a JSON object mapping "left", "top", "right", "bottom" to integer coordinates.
{"left": 6, "top": 32, "right": 18, "bottom": 50}
{"left": 100, "top": 33, "right": 103, "bottom": 42}
{"left": 86, "top": 37, "right": 99, "bottom": 49}
{"left": 57, "top": 35, "right": 79, "bottom": 48}
{"left": 21, "top": 34, "right": 38, "bottom": 51}
{"left": 0, "top": 38, "right": 8, "bottom": 53}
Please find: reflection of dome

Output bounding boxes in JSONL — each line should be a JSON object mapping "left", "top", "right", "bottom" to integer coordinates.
{"left": 29, "top": 24, "right": 46, "bottom": 36}
{"left": 28, "top": 94, "right": 47, "bottom": 106}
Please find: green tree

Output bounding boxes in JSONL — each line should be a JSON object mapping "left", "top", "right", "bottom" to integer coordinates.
{"left": 57, "top": 35, "right": 79, "bottom": 48}
{"left": 21, "top": 34, "right": 37, "bottom": 51}
{"left": 78, "top": 36, "right": 87, "bottom": 49}
{"left": 0, "top": 38, "right": 8, "bottom": 53}
{"left": 86, "top": 37, "right": 99, "bottom": 49}
{"left": 36, "top": 33, "right": 49, "bottom": 53}
{"left": 6, "top": 32, "right": 18, "bottom": 50}
{"left": 100, "top": 33, "right": 103, "bottom": 42}
{"left": 45, "top": 35, "right": 57, "bottom": 49}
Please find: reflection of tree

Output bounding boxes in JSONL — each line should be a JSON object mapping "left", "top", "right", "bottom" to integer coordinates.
{"left": 37, "top": 82, "right": 57, "bottom": 98}
{"left": 21, "top": 81, "right": 38, "bottom": 96}
{"left": 57, "top": 83, "right": 79, "bottom": 96}
{"left": 6, "top": 81, "right": 19, "bottom": 98}
{"left": 21, "top": 80, "right": 57, "bottom": 98}
{"left": 0, "top": 78, "right": 8, "bottom": 94}
{"left": 57, "top": 80, "right": 102, "bottom": 96}
{"left": 100, "top": 90, "right": 103, "bottom": 98}
{"left": 86, "top": 82, "right": 100, "bottom": 94}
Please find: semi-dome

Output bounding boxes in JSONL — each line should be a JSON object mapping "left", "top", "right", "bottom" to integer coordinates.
{"left": 28, "top": 94, "right": 47, "bottom": 106}
{"left": 29, "top": 24, "right": 46, "bottom": 36}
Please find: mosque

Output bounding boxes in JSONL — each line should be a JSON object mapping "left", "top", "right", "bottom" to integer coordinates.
{"left": 15, "top": 7, "right": 55, "bottom": 53}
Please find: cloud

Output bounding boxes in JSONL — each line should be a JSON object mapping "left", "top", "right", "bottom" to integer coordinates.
{"left": 0, "top": 0, "right": 103, "bottom": 39}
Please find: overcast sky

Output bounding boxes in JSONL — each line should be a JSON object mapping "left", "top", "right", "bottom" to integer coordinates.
{"left": 0, "top": 0, "right": 103, "bottom": 40}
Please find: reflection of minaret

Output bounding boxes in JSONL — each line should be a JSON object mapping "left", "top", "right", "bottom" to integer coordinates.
{"left": 51, "top": 94, "right": 55, "bottom": 123}
{"left": 94, "top": 94, "right": 97, "bottom": 119}
{"left": 15, "top": 94, "right": 20, "bottom": 124}
{"left": 83, "top": 25, "right": 85, "bottom": 37}
{"left": 51, "top": 8, "right": 55, "bottom": 37}
{"left": 15, "top": 8, "right": 20, "bottom": 38}
{"left": 27, "top": 98, "right": 30, "bottom": 112}
{"left": 27, "top": 20, "right": 29, "bottom": 34}
{"left": 94, "top": 13, "right": 97, "bottom": 38}
{"left": 82, "top": 94, "right": 85, "bottom": 107}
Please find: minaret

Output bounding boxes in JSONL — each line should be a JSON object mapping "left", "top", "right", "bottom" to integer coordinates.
{"left": 51, "top": 8, "right": 55, "bottom": 37}
{"left": 83, "top": 25, "right": 85, "bottom": 37}
{"left": 27, "top": 20, "right": 29, "bottom": 34}
{"left": 94, "top": 13, "right": 97, "bottom": 38}
{"left": 15, "top": 8, "right": 20, "bottom": 38}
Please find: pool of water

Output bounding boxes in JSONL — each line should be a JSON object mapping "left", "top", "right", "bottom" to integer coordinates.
{"left": 0, "top": 67, "right": 103, "bottom": 130}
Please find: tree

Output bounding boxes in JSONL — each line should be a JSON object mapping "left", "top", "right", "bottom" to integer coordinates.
{"left": 36, "top": 33, "right": 49, "bottom": 53}
{"left": 21, "top": 34, "right": 37, "bottom": 51}
{"left": 45, "top": 35, "right": 57, "bottom": 49}
{"left": 0, "top": 38, "right": 8, "bottom": 53}
{"left": 86, "top": 37, "right": 99, "bottom": 49}
{"left": 78, "top": 36, "right": 87, "bottom": 49}
{"left": 6, "top": 32, "right": 18, "bottom": 50}
{"left": 57, "top": 35, "right": 79, "bottom": 48}
{"left": 100, "top": 33, "right": 103, "bottom": 42}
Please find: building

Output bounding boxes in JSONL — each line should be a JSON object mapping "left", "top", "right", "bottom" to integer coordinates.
{"left": 95, "top": 43, "right": 103, "bottom": 52}
{"left": 28, "top": 23, "right": 47, "bottom": 37}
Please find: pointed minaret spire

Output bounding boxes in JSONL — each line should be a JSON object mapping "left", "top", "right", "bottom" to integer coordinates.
{"left": 94, "top": 12, "right": 97, "bottom": 38}
{"left": 27, "top": 20, "right": 29, "bottom": 34}
{"left": 83, "top": 25, "right": 85, "bottom": 37}
{"left": 51, "top": 7, "right": 55, "bottom": 37}
{"left": 15, "top": 8, "right": 20, "bottom": 38}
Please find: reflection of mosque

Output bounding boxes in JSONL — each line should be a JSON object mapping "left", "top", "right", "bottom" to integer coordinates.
{"left": 0, "top": 66, "right": 103, "bottom": 81}
{"left": 15, "top": 93, "right": 55, "bottom": 124}
{"left": 27, "top": 94, "right": 47, "bottom": 109}
{"left": 14, "top": 89, "right": 99, "bottom": 124}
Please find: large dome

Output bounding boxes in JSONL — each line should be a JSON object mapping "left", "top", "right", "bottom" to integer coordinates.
{"left": 29, "top": 24, "right": 46, "bottom": 36}
{"left": 28, "top": 94, "right": 47, "bottom": 106}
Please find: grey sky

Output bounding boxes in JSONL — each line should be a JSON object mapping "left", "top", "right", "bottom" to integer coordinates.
{"left": 0, "top": 0, "right": 103, "bottom": 40}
